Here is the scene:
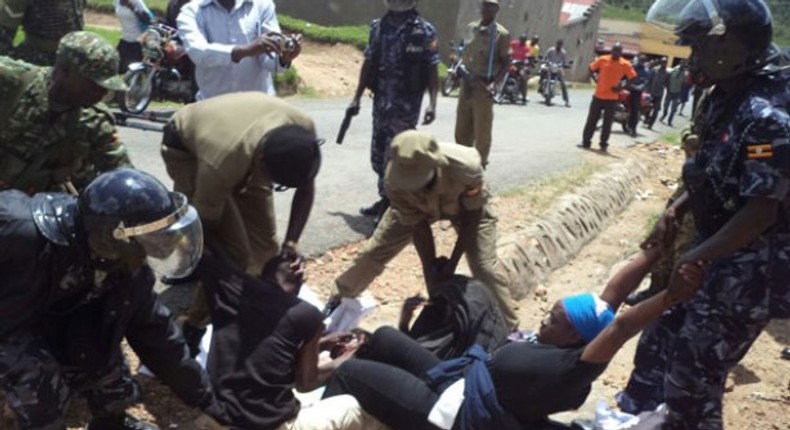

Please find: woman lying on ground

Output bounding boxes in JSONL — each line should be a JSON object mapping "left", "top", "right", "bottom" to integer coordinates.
{"left": 321, "top": 246, "right": 705, "bottom": 430}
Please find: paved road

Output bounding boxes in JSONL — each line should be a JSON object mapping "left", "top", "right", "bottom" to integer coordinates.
{"left": 119, "top": 89, "right": 684, "bottom": 256}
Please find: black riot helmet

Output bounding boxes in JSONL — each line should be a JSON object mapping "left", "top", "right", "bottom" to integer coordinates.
{"left": 647, "top": 0, "right": 778, "bottom": 85}
{"left": 79, "top": 168, "right": 203, "bottom": 279}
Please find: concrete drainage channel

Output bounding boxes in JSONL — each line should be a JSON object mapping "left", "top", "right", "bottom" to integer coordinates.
{"left": 499, "top": 159, "right": 648, "bottom": 300}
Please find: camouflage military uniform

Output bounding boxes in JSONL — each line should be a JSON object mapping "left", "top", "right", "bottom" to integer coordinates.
{"left": 0, "top": 0, "right": 84, "bottom": 65}
{"left": 618, "top": 69, "right": 790, "bottom": 429}
{"left": 367, "top": 10, "right": 439, "bottom": 198}
{"left": 0, "top": 32, "right": 130, "bottom": 194}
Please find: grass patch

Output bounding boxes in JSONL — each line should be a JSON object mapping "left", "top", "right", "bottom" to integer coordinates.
{"left": 278, "top": 15, "right": 368, "bottom": 51}
{"left": 601, "top": 3, "right": 647, "bottom": 22}
{"left": 500, "top": 161, "right": 606, "bottom": 209}
{"left": 661, "top": 131, "right": 681, "bottom": 146}
{"left": 13, "top": 25, "right": 121, "bottom": 46}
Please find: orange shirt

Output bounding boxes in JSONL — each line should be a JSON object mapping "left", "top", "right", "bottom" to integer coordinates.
{"left": 590, "top": 55, "right": 637, "bottom": 100}
{"left": 510, "top": 39, "right": 530, "bottom": 61}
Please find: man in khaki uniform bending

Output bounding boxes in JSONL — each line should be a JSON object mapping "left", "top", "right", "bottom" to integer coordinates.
{"left": 330, "top": 130, "right": 519, "bottom": 329}
{"left": 455, "top": 0, "right": 510, "bottom": 167}
{"left": 161, "top": 92, "right": 321, "bottom": 338}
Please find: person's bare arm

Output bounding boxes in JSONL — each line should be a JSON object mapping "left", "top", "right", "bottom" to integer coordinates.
{"left": 293, "top": 326, "right": 333, "bottom": 393}
{"left": 581, "top": 263, "right": 704, "bottom": 364}
{"left": 413, "top": 220, "right": 437, "bottom": 282}
{"left": 423, "top": 65, "right": 439, "bottom": 125}
{"left": 283, "top": 180, "right": 315, "bottom": 248}
{"left": 598, "top": 247, "right": 663, "bottom": 312}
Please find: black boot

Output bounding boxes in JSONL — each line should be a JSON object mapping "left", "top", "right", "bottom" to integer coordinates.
{"left": 181, "top": 321, "right": 207, "bottom": 358}
{"left": 359, "top": 198, "right": 387, "bottom": 217}
{"left": 86, "top": 414, "right": 160, "bottom": 430}
{"left": 322, "top": 295, "right": 342, "bottom": 318}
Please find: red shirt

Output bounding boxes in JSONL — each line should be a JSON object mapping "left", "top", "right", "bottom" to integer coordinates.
{"left": 510, "top": 39, "right": 531, "bottom": 61}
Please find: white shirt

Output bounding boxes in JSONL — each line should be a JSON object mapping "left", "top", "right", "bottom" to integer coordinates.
{"left": 177, "top": 0, "right": 287, "bottom": 99}
{"left": 114, "top": 0, "right": 150, "bottom": 42}
{"left": 544, "top": 47, "right": 568, "bottom": 65}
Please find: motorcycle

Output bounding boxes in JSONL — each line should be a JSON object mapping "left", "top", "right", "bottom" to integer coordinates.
{"left": 538, "top": 61, "right": 567, "bottom": 106}
{"left": 120, "top": 23, "right": 196, "bottom": 114}
{"left": 493, "top": 60, "right": 527, "bottom": 105}
{"left": 441, "top": 40, "right": 465, "bottom": 96}
{"left": 613, "top": 89, "right": 654, "bottom": 133}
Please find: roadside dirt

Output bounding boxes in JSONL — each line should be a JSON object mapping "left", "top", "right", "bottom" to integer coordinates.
{"left": 54, "top": 142, "right": 790, "bottom": 430}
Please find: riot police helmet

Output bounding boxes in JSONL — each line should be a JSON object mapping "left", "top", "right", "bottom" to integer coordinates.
{"left": 384, "top": 0, "right": 417, "bottom": 12}
{"left": 646, "top": 0, "right": 778, "bottom": 85}
{"left": 79, "top": 168, "right": 203, "bottom": 279}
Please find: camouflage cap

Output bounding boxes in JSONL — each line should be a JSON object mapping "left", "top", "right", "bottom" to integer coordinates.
{"left": 56, "top": 31, "right": 127, "bottom": 91}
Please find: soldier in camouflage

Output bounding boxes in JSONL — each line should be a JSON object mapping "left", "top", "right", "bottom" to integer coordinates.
{"left": 617, "top": 1, "right": 790, "bottom": 429}
{"left": 0, "top": 31, "right": 132, "bottom": 195}
{"left": 349, "top": 0, "right": 440, "bottom": 224}
{"left": 0, "top": 0, "right": 84, "bottom": 65}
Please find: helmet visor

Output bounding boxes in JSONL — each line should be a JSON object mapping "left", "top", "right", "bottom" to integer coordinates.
{"left": 647, "top": 0, "right": 725, "bottom": 43}
{"left": 115, "top": 193, "right": 204, "bottom": 279}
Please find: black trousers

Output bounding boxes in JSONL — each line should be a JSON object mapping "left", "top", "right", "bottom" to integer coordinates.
{"left": 627, "top": 90, "right": 643, "bottom": 133}
{"left": 117, "top": 40, "right": 142, "bottom": 74}
{"left": 646, "top": 93, "right": 663, "bottom": 128}
{"left": 324, "top": 327, "right": 442, "bottom": 430}
{"left": 582, "top": 96, "right": 617, "bottom": 148}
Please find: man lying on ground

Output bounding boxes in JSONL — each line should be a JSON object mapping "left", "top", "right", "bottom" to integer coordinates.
{"left": 321, "top": 246, "right": 704, "bottom": 430}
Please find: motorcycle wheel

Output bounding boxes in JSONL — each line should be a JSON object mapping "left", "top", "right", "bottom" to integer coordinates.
{"left": 543, "top": 89, "right": 553, "bottom": 106}
{"left": 441, "top": 75, "right": 457, "bottom": 96}
{"left": 121, "top": 69, "right": 154, "bottom": 114}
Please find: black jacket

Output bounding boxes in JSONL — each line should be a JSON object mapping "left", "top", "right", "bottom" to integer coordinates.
{"left": 0, "top": 190, "right": 217, "bottom": 410}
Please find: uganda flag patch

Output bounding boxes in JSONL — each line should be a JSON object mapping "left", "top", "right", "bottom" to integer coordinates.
{"left": 747, "top": 144, "right": 773, "bottom": 159}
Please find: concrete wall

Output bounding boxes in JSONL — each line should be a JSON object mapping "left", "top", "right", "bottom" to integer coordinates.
{"left": 274, "top": 0, "right": 601, "bottom": 81}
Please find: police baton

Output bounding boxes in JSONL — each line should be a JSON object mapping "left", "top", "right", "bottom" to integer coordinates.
{"left": 336, "top": 105, "right": 360, "bottom": 144}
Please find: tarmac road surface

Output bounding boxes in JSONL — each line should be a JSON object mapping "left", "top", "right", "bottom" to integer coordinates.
{"left": 119, "top": 88, "right": 683, "bottom": 256}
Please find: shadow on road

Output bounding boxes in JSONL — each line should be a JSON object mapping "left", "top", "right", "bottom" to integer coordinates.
{"left": 327, "top": 211, "right": 375, "bottom": 238}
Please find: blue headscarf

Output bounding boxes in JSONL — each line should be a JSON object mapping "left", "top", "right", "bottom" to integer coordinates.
{"left": 561, "top": 293, "right": 615, "bottom": 343}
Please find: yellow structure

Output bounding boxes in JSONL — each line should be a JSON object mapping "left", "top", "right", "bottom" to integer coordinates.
{"left": 640, "top": 23, "right": 690, "bottom": 65}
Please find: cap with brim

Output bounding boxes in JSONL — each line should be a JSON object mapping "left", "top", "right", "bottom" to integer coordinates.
{"left": 56, "top": 31, "right": 127, "bottom": 91}
{"left": 385, "top": 131, "right": 447, "bottom": 191}
{"left": 483, "top": 0, "right": 499, "bottom": 4}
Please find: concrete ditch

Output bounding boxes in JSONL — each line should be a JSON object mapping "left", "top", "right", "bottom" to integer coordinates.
{"left": 498, "top": 159, "right": 648, "bottom": 300}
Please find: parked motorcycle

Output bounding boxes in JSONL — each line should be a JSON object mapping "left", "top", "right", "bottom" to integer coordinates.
{"left": 120, "top": 23, "right": 195, "bottom": 114}
{"left": 493, "top": 60, "right": 527, "bottom": 104}
{"left": 441, "top": 40, "right": 465, "bottom": 96}
{"left": 613, "top": 89, "right": 654, "bottom": 133}
{"left": 538, "top": 61, "right": 566, "bottom": 106}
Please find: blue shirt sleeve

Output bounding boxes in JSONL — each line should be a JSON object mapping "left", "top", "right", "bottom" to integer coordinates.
{"left": 364, "top": 19, "right": 381, "bottom": 61}
{"left": 739, "top": 110, "right": 790, "bottom": 200}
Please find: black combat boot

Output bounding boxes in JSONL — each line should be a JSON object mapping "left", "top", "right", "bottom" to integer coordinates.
{"left": 359, "top": 198, "right": 387, "bottom": 217}
{"left": 86, "top": 414, "right": 159, "bottom": 430}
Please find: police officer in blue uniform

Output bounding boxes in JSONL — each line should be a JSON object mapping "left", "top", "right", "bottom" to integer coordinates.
{"left": 0, "top": 169, "right": 221, "bottom": 430}
{"left": 617, "top": 1, "right": 790, "bottom": 428}
{"left": 349, "top": 0, "right": 440, "bottom": 225}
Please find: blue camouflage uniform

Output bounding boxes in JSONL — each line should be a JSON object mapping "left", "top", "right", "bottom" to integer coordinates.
{"left": 366, "top": 11, "right": 439, "bottom": 197}
{"left": 618, "top": 68, "right": 790, "bottom": 430}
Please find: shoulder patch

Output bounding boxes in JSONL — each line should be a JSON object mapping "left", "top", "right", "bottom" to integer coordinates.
{"left": 747, "top": 144, "right": 773, "bottom": 160}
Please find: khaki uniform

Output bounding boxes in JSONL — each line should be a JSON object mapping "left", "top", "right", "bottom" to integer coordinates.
{"left": 335, "top": 140, "right": 519, "bottom": 328}
{"left": 162, "top": 92, "right": 315, "bottom": 274}
{"left": 455, "top": 21, "right": 510, "bottom": 166}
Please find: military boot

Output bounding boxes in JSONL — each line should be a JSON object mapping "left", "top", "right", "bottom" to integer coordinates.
{"left": 86, "top": 414, "right": 159, "bottom": 430}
